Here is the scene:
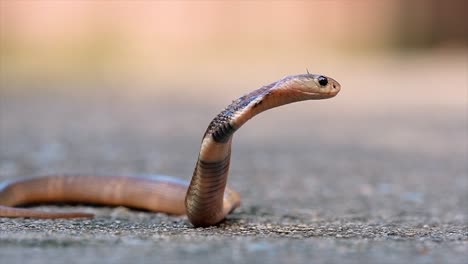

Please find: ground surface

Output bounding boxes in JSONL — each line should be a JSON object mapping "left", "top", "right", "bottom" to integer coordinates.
{"left": 0, "top": 55, "right": 467, "bottom": 263}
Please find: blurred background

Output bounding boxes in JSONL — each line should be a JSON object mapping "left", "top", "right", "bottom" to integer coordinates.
{"left": 1, "top": 0, "right": 466, "bottom": 100}
{"left": 0, "top": 1, "right": 467, "bottom": 216}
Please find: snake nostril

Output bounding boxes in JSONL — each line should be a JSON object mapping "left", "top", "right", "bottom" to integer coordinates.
{"left": 332, "top": 84, "right": 336, "bottom": 89}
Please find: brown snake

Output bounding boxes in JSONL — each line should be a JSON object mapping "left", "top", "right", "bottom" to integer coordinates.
{"left": 0, "top": 73, "right": 341, "bottom": 227}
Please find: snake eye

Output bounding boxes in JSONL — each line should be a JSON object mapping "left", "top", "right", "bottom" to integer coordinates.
{"left": 317, "top": 76, "right": 328, "bottom": 86}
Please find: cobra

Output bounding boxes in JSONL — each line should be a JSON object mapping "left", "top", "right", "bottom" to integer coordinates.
{"left": 0, "top": 73, "right": 341, "bottom": 227}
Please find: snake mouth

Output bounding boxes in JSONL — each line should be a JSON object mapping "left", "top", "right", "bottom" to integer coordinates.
{"left": 299, "top": 91, "right": 338, "bottom": 99}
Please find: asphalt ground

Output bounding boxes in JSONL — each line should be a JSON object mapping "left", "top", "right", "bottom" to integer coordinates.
{"left": 0, "top": 55, "right": 466, "bottom": 263}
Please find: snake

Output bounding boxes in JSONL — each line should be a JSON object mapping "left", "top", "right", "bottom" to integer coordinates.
{"left": 0, "top": 73, "right": 341, "bottom": 227}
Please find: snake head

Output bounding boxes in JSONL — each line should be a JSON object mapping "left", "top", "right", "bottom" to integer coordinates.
{"left": 283, "top": 74, "right": 341, "bottom": 99}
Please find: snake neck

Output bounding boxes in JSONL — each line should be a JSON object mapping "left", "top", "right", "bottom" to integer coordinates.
{"left": 184, "top": 81, "right": 289, "bottom": 226}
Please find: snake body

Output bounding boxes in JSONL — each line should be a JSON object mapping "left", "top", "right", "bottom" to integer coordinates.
{"left": 0, "top": 73, "right": 340, "bottom": 227}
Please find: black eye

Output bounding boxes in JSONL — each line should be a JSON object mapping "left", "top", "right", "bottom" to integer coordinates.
{"left": 317, "top": 76, "right": 328, "bottom": 86}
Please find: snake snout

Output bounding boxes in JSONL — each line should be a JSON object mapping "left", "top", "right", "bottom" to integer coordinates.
{"left": 326, "top": 77, "right": 341, "bottom": 96}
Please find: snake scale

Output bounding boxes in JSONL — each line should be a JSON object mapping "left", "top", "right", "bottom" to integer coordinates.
{"left": 0, "top": 73, "right": 341, "bottom": 227}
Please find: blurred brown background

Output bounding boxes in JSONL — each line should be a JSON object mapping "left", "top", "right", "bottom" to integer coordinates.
{"left": 1, "top": 1, "right": 466, "bottom": 102}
